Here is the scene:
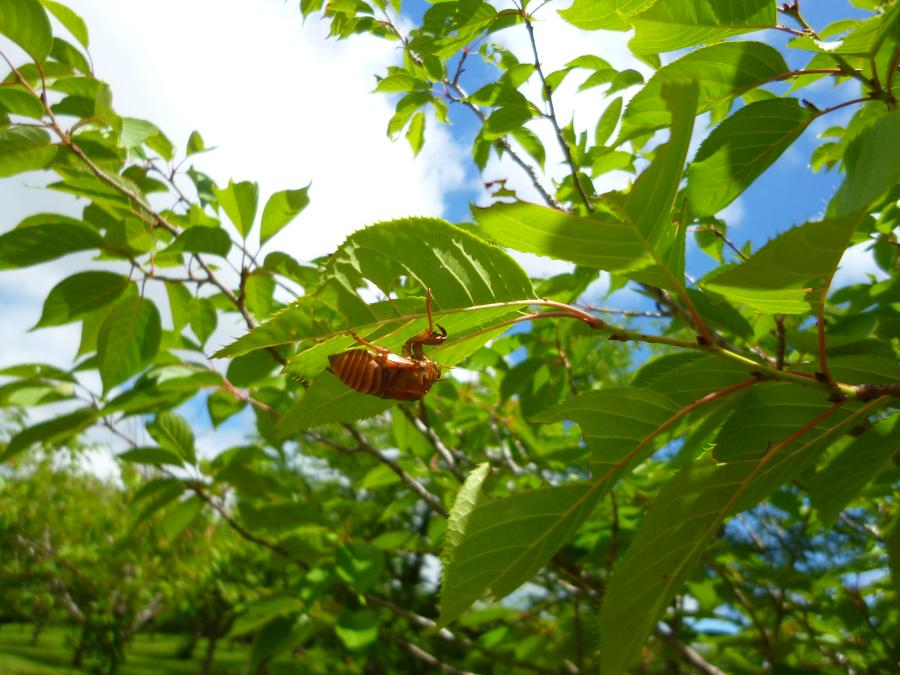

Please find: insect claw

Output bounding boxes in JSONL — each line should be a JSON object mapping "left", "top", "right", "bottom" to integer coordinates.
{"left": 436, "top": 323, "right": 447, "bottom": 337}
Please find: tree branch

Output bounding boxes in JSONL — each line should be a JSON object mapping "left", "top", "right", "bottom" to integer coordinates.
{"left": 522, "top": 9, "right": 593, "bottom": 212}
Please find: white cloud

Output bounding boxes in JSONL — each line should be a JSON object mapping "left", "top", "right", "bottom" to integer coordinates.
{"left": 832, "top": 241, "right": 887, "bottom": 288}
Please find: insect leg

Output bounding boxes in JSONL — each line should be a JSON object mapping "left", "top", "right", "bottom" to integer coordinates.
{"left": 348, "top": 329, "right": 390, "bottom": 356}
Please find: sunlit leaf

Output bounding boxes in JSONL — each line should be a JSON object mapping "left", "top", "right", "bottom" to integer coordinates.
{"left": 630, "top": 0, "right": 775, "bottom": 54}
{"left": 703, "top": 211, "right": 867, "bottom": 314}
{"left": 0, "top": 128, "right": 57, "bottom": 177}
{"left": 687, "top": 98, "right": 815, "bottom": 217}
{"left": 213, "top": 179, "right": 258, "bottom": 238}
{"left": 35, "top": 272, "right": 130, "bottom": 328}
{"left": 599, "top": 395, "right": 879, "bottom": 675}
{"left": 0, "top": 0, "right": 52, "bottom": 62}
{"left": 619, "top": 41, "right": 789, "bottom": 143}
{"left": 148, "top": 411, "right": 196, "bottom": 465}
{"left": 260, "top": 186, "right": 311, "bottom": 245}
{"left": 97, "top": 295, "right": 162, "bottom": 391}
{"left": 0, "top": 220, "right": 102, "bottom": 269}
{"left": 809, "top": 413, "right": 900, "bottom": 524}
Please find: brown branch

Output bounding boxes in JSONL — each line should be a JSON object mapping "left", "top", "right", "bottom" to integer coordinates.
{"left": 400, "top": 406, "right": 465, "bottom": 482}
{"left": 343, "top": 424, "right": 449, "bottom": 517}
{"left": 369, "top": 596, "right": 560, "bottom": 674}
{"left": 774, "top": 315, "right": 786, "bottom": 371}
{"left": 579, "top": 302, "right": 666, "bottom": 318}
{"left": 692, "top": 224, "right": 747, "bottom": 261}
{"left": 655, "top": 623, "right": 727, "bottom": 675}
{"left": 384, "top": 634, "right": 477, "bottom": 675}
{"left": 444, "top": 82, "right": 561, "bottom": 209}
{"left": 187, "top": 484, "right": 303, "bottom": 565}
{"left": 522, "top": 9, "right": 593, "bottom": 212}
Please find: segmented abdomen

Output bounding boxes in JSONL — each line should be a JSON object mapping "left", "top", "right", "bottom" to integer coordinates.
{"left": 328, "top": 350, "right": 440, "bottom": 400}
{"left": 328, "top": 349, "right": 383, "bottom": 396}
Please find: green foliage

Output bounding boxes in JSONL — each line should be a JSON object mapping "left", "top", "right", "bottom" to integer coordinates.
{"left": 687, "top": 98, "right": 815, "bottom": 217}
{"left": 1, "top": 0, "right": 898, "bottom": 673}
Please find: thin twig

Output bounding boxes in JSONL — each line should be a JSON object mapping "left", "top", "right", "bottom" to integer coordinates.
{"left": 656, "top": 622, "right": 727, "bottom": 675}
{"left": 384, "top": 634, "right": 477, "bottom": 675}
{"left": 401, "top": 406, "right": 465, "bottom": 482}
{"left": 522, "top": 8, "right": 593, "bottom": 212}
{"left": 692, "top": 224, "right": 747, "bottom": 261}
{"left": 774, "top": 315, "right": 786, "bottom": 371}
{"left": 343, "top": 424, "right": 449, "bottom": 517}
{"left": 368, "top": 596, "right": 560, "bottom": 674}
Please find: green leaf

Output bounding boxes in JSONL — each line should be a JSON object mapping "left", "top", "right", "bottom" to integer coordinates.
{"left": 213, "top": 179, "right": 258, "bottom": 238}
{"left": 442, "top": 463, "right": 491, "bottom": 570}
{"left": 829, "top": 111, "right": 900, "bottom": 216}
{"left": 619, "top": 41, "right": 789, "bottom": 143}
{"left": 704, "top": 211, "right": 867, "bottom": 314}
{"left": 629, "top": 0, "right": 775, "bottom": 54}
{"left": 165, "top": 281, "right": 192, "bottom": 334}
{"left": 809, "top": 413, "right": 900, "bottom": 524}
{"left": 0, "top": 88, "right": 44, "bottom": 119}
{"left": 244, "top": 273, "right": 276, "bottom": 319}
{"left": 275, "top": 372, "right": 392, "bottom": 436}
{"left": 483, "top": 104, "right": 532, "bottom": 139}
{"left": 535, "top": 387, "right": 683, "bottom": 477}
{"left": 558, "top": 0, "right": 656, "bottom": 31}
{"left": 1, "top": 408, "right": 97, "bottom": 462}
{"left": 118, "top": 446, "right": 184, "bottom": 467}
{"left": 406, "top": 110, "right": 426, "bottom": 156}
{"left": 162, "top": 225, "right": 232, "bottom": 257}
{"left": 39, "top": 0, "right": 89, "bottom": 47}
{"left": 162, "top": 495, "right": 203, "bottom": 541}
{"left": 50, "top": 37, "right": 90, "bottom": 75}
{"left": 0, "top": 221, "right": 102, "bottom": 269}
{"left": 0, "top": 0, "right": 52, "bottom": 62}
{"left": 713, "top": 385, "right": 841, "bottom": 461}
{"left": 336, "top": 542, "right": 385, "bottom": 593}
{"left": 229, "top": 595, "right": 305, "bottom": 638}
{"left": 35, "top": 272, "right": 130, "bottom": 328}
{"left": 475, "top": 202, "right": 651, "bottom": 278}
{"left": 623, "top": 80, "right": 697, "bottom": 248}
{"left": 834, "top": 1, "right": 900, "bottom": 55}
{"left": 227, "top": 349, "right": 278, "bottom": 387}
{"left": 828, "top": 354, "right": 900, "bottom": 384}
{"left": 97, "top": 295, "right": 162, "bottom": 391}
{"left": 888, "top": 517, "right": 900, "bottom": 601}
{"left": 0, "top": 127, "right": 57, "bottom": 177}
{"left": 260, "top": 186, "right": 311, "bottom": 245}
{"left": 188, "top": 297, "right": 217, "bottom": 347}
{"left": 687, "top": 98, "right": 815, "bottom": 217}
{"left": 207, "top": 391, "right": 245, "bottom": 427}
{"left": 437, "top": 388, "right": 685, "bottom": 626}
{"left": 642, "top": 354, "right": 751, "bottom": 405}
{"left": 334, "top": 610, "right": 378, "bottom": 651}
{"left": 594, "top": 96, "right": 622, "bottom": 146}
{"left": 148, "top": 411, "right": 196, "bottom": 465}
{"left": 437, "top": 483, "right": 597, "bottom": 628}
{"left": 504, "top": 127, "right": 544, "bottom": 172}
{"left": 598, "top": 396, "right": 880, "bottom": 675}
{"left": 374, "top": 72, "right": 428, "bottom": 92}
{"left": 186, "top": 130, "right": 206, "bottom": 155}
{"left": 477, "top": 82, "right": 696, "bottom": 292}
{"left": 118, "top": 117, "right": 160, "bottom": 149}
